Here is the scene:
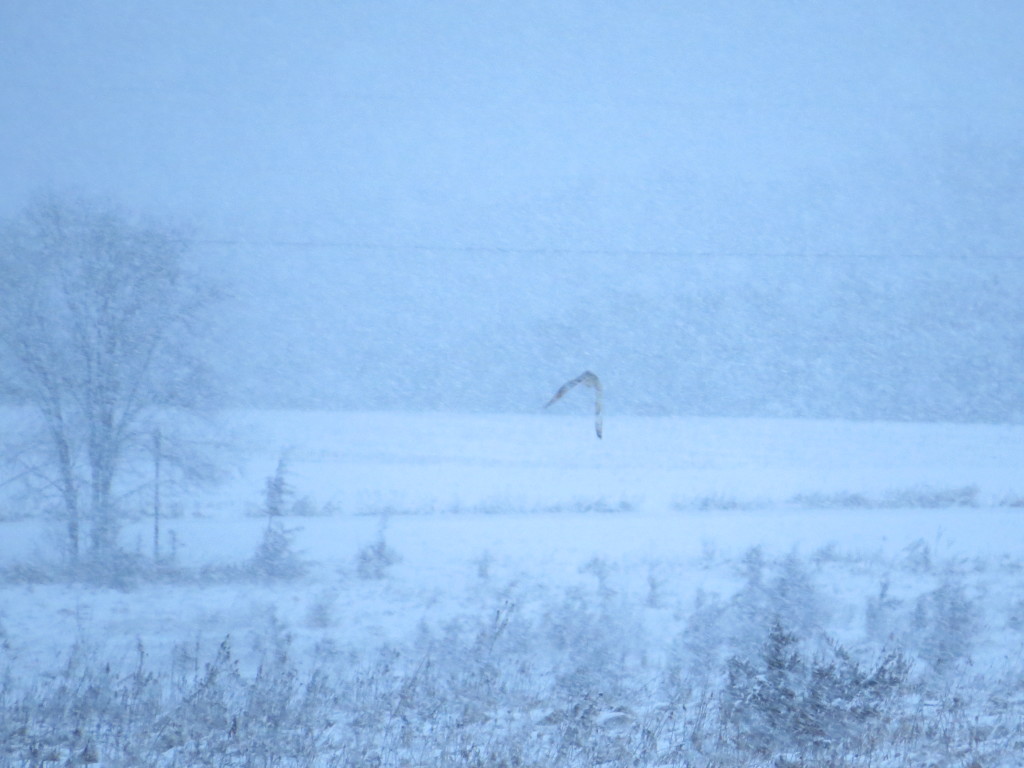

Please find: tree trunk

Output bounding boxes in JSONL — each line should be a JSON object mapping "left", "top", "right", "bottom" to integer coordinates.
{"left": 87, "top": 387, "right": 119, "bottom": 556}
{"left": 55, "top": 432, "right": 80, "bottom": 564}
{"left": 44, "top": 404, "right": 80, "bottom": 565}
{"left": 152, "top": 429, "right": 161, "bottom": 561}
{"left": 88, "top": 439, "right": 118, "bottom": 556}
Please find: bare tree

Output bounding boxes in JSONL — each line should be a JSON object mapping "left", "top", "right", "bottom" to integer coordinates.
{"left": 0, "top": 196, "right": 216, "bottom": 568}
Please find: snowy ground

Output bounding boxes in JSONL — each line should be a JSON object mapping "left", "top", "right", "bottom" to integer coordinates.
{"left": 2, "top": 410, "right": 1024, "bottom": 767}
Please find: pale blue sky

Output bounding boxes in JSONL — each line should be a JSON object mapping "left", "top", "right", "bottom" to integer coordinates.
{"left": 4, "top": 1, "right": 1022, "bottom": 253}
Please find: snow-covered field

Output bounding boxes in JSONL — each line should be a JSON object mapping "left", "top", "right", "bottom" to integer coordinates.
{"left": 211, "top": 409, "right": 1024, "bottom": 514}
{"left": 2, "top": 410, "right": 1024, "bottom": 767}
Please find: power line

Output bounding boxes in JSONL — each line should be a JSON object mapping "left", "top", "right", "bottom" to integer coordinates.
{"left": 193, "top": 238, "right": 1024, "bottom": 261}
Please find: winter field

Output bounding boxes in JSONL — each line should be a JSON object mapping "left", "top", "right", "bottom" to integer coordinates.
{"left": 3, "top": 409, "right": 1024, "bottom": 767}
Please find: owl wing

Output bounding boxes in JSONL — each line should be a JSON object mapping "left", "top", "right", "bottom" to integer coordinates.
{"left": 544, "top": 371, "right": 590, "bottom": 408}
{"left": 545, "top": 371, "right": 603, "bottom": 439}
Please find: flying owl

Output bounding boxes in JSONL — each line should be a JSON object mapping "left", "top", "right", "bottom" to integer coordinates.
{"left": 544, "top": 370, "right": 603, "bottom": 438}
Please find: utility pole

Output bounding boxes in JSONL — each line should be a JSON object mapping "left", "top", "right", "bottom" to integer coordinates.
{"left": 152, "top": 428, "right": 162, "bottom": 562}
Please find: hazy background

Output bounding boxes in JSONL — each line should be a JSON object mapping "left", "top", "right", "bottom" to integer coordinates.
{"left": 2, "top": 1, "right": 1022, "bottom": 420}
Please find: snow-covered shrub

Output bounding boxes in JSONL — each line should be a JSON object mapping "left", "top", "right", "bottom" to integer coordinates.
{"left": 721, "top": 619, "right": 910, "bottom": 757}
{"left": 306, "top": 588, "right": 339, "bottom": 628}
{"left": 0, "top": 557, "right": 62, "bottom": 585}
{"left": 883, "top": 484, "right": 979, "bottom": 509}
{"left": 865, "top": 576, "right": 902, "bottom": 642}
{"left": 250, "top": 521, "right": 307, "bottom": 580}
{"left": 356, "top": 532, "right": 401, "bottom": 579}
{"left": 1008, "top": 596, "right": 1024, "bottom": 632}
{"left": 769, "top": 552, "right": 824, "bottom": 638}
{"left": 728, "top": 546, "right": 770, "bottom": 654}
{"left": 729, "top": 547, "right": 825, "bottom": 659}
{"left": 791, "top": 485, "right": 980, "bottom": 510}
{"left": 256, "top": 454, "right": 332, "bottom": 517}
{"left": 261, "top": 456, "right": 293, "bottom": 519}
{"left": 663, "top": 588, "right": 727, "bottom": 696}
{"left": 542, "top": 586, "right": 644, "bottom": 704}
{"left": 790, "top": 490, "right": 872, "bottom": 509}
{"left": 0, "top": 633, "right": 333, "bottom": 768}
{"left": 161, "top": 632, "right": 331, "bottom": 764}
{"left": 911, "top": 570, "right": 977, "bottom": 672}
{"left": 901, "top": 538, "right": 933, "bottom": 573}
